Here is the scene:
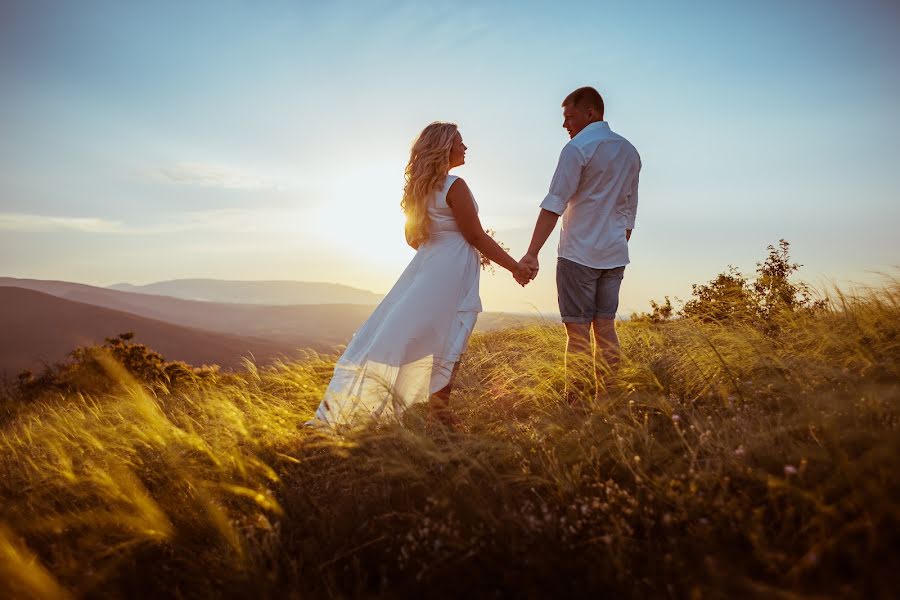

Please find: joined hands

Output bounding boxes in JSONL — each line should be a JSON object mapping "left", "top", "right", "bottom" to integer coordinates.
{"left": 513, "top": 254, "right": 539, "bottom": 286}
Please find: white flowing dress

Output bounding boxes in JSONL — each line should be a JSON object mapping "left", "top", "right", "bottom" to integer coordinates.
{"left": 307, "top": 175, "right": 482, "bottom": 427}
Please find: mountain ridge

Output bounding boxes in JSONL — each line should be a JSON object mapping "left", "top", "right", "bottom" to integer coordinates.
{"left": 0, "top": 278, "right": 547, "bottom": 374}
{"left": 107, "top": 278, "right": 384, "bottom": 305}
{"left": 0, "top": 287, "right": 303, "bottom": 376}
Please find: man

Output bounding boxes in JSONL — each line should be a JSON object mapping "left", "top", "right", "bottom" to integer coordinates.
{"left": 520, "top": 86, "right": 641, "bottom": 406}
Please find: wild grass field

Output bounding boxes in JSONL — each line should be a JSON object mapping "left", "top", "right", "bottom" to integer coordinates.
{"left": 1, "top": 244, "right": 898, "bottom": 599}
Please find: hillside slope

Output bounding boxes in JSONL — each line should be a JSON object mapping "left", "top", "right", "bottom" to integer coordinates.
{"left": 1, "top": 278, "right": 545, "bottom": 347}
{"left": 0, "top": 287, "right": 301, "bottom": 375}
{"left": 109, "top": 278, "right": 383, "bottom": 305}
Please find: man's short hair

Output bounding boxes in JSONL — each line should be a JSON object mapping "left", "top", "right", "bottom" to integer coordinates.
{"left": 563, "top": 86, "right": 604, "bottom": 117}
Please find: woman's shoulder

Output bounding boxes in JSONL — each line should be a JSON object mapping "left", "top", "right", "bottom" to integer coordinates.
{"left": 446, "top": 175, "right": 468, "bottom": 191}
{"left": 445, "top": 176, "right": 472, "bottom": 207}
{"left": 444, "top": 173, "right": 462, "bottom": 188}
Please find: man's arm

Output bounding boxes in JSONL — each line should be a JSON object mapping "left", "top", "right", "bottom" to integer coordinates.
{"left": 521, "top": 209, "right": 560, "bottom": 272}
{"left": 624, "top": 155, "right": 641, "bottom": 242}
{"left": 521, "top": 144, "right": 583, "bottom": 275}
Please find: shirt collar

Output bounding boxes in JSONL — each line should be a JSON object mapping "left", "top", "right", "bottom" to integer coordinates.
{"left": 572, "top": 120, "right": 610, "bottom": 141}
{"left": 584, "top": 120, "right": 609, "bottom": 132}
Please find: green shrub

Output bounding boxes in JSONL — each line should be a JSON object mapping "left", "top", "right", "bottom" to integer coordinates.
{"left": 635, "top": 240, "right": 827, "bottom": 334}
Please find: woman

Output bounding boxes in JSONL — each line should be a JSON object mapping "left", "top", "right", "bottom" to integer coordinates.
{"left": 305, "top": 122, "right": 532, "bottom": 429}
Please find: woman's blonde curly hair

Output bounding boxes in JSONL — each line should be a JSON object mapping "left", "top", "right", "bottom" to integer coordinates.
{"left": 401, "top": 121, "right": 459, "bottom": 248}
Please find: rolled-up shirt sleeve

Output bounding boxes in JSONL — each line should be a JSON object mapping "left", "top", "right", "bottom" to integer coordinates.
{"left": 539, "top": 143, "right": 584, "bottom": 216}
{"left": 624, "top": 157, "right": 641, "bottom": 229}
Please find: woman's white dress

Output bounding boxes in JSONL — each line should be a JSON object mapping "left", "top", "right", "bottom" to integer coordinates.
{"left": 307, "top": 174, "right": 482, "bottom": 427}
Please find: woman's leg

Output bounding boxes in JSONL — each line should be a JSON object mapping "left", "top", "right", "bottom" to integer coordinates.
{"left": 429, "top": 361, "right": 461, "bottom": 425}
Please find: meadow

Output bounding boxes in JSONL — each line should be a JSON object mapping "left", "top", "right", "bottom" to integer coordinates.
{"left": 1, "top": 245, "right": 898, "bottom": 599}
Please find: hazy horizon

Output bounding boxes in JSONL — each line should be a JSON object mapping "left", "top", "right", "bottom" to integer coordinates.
{"left": 2, "top": 0, "right": 898, "bottom": 314}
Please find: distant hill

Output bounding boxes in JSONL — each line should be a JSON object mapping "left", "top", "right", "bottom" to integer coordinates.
{"left": 0, "top": 287, "right": 301, "bottom": 376}
{"left": 0, "top": 278, "right": 545, "bottom": 349}
{"left": 0, "top": 277, "right": 366, "bottom": 347}
{"left": 109, "top": 279, "right": 384, "bottom": 305}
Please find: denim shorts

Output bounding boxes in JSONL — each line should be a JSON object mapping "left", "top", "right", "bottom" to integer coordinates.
{"left": 556, "top": 257, "right": 625, "bottom": 323}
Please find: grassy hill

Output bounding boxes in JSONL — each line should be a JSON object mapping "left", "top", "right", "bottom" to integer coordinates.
{"left": 0, "top": 269, "right": 897, "bottom": 597}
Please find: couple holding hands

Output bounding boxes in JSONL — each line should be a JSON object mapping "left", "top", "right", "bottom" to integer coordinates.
{"left": 307, "top": 86, "right": 641, "bottom": 429}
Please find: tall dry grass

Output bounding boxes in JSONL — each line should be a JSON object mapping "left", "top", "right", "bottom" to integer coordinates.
{"left": 0, "top": 283, "right": 898, "bottom": 598}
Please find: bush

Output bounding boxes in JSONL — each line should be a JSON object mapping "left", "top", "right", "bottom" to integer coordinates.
{"left": 14, "top": 332, "right": 218, "bottom": 403}
{"left": 635, "top": 240, "right": 827, "bottom": 332}
{"left": 630, "top": 295, "right": 674, "bottom": 324}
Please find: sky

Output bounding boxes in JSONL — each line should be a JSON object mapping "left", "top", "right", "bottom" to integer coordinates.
{"left": 1, "top": 0, "right": 898, "bottom": 314}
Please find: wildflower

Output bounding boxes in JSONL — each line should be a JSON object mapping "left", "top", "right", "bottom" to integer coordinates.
{"left": 734, "top": 445, "right": 745, "bottom": 456}
{"left": 671, "top": 414, "right": 681, "bottom": 423}
{"left": 784, "top": 465, "right": 798, "bottom": 475}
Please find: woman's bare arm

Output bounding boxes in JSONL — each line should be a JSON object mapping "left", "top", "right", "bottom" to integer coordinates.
{"left": 447, "top": 178, "right": 519, "bottom": 274}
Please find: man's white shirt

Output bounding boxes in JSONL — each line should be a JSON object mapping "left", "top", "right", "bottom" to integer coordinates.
{"left": 540, "top": 121, "right": 641, "bottom": 269}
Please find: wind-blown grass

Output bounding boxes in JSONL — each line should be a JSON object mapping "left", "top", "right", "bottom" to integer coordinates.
{"left": 1, "top": 283, "right": 898, "bottom": 598}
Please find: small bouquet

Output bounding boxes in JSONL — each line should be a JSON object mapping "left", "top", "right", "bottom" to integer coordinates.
{"left": 479, "top": 229, "right": 510, "bottom": 274}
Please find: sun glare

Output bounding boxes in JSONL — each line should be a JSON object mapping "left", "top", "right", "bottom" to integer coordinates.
{"left": 311, "top": 164, "right": 411, "bottom": 268}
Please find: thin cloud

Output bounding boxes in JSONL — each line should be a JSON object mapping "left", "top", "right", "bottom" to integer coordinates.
{"left": 0, "top": 213, "right": 125, "bottom": 233}
{"left": 0, "top": 208, "right": 308, "bottom": 234}
{"left": 158, "top": 163, "right": 279, "bottom": 190}
{"left": 173, "top": 208, "right": 307, "bottom": 233}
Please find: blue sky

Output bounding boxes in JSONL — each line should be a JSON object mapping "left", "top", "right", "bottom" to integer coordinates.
{"left": 1, "top": 0, "right": 898, "bottom": 313}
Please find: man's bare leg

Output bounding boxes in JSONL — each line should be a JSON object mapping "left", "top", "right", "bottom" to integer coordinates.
{"left": 592, "top": 317, "right": 621, "bottom": 399}
{"left": 564, "top": 322, "right": 594, "bottom": 406}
